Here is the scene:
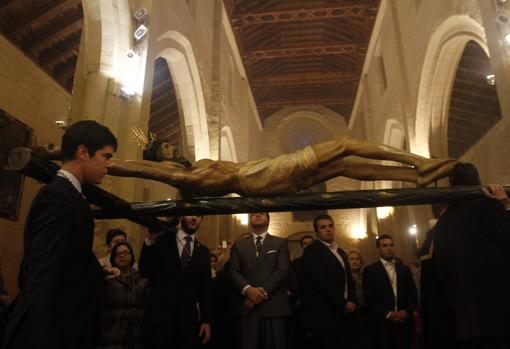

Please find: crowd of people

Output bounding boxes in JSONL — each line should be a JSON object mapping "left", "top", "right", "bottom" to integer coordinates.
{"left": 1, "top": 120, "right": 509, "bottom": 349}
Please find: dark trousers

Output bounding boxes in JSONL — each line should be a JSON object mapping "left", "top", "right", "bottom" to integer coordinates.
{"left": 374, "top": 320, "right": 412, "bottom": 349}
{"left": 459, "top": 337, "right": 510, "bottom": 349}
{"left": 240, "top": 307, "right": 286, "bottom": 349}
{"left": 144, "top": 324, "right": 200, "bottom": 349}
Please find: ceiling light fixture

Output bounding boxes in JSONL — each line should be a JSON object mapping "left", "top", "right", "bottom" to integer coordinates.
{"left": 134, "top": 24, "right": 148, "bottom": 40}
{"left": 486, "top": 74, "right": 496, "bottom": 86}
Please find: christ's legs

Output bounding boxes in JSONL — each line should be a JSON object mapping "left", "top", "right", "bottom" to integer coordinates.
{"left": 310, "top": 157, "right": 418, "bottom": 185}
{"left": 310, "top": 157, "right": 456, "bottom": 187}
{"left": 311, "top": 136, "right": 457, "bottom": 175}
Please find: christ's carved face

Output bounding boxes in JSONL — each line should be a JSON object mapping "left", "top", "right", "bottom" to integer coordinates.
{"left": 160, "top": 142, "right": 177, "bottom": 160}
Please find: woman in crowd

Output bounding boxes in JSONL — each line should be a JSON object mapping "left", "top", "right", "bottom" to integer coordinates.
{"left": 348, "top": 248, "right": 371, "bottom": 349}
{"left": 99, "top": 242, "right": 147, "bottom": 349}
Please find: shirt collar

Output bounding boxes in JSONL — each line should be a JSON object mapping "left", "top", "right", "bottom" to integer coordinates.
{"left": 57, "top": 169, "right": 82, "bottom": 194}
{"left": 252, "top": 231, "right": 268, "bottom": 242}
{"left": 380, "top": 257, "right": 395, "bottom": 267}
{"left": 177, "top": 228, "right": 195, "bottom": 241}
{"left": 319, "top": 239, "right": 338, "bottom": 251}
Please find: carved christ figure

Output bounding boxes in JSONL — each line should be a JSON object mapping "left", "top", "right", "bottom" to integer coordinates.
{"left": 91, "top": 136, "right": 458, "bottom": 197}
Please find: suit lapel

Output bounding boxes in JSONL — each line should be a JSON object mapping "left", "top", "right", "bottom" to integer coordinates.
{"left": 245, "top": 236, "right": 257, "bottom": 266}
{"left": 316, "top": 240, "right": 344, "bottom": 271}
{"left": 170, "top": 232, "right": 181, "bottom": 268}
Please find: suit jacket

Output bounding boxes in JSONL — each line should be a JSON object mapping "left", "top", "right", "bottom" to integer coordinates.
{"left": 139, "top": 231, "right": 212, "bottom": 330}
{"left": 229, "top": 234, "right": 291, "bottom": 318}
{"left": 300, "top": 240, "right": 356, "bottom": 330}
{"left": 433, "top": 197, "right": 510, "bottom": 340}
{"left": 3, "top": 176, "right": 103, "bottom": 349}
{"left": 362, "top": 259, "right": 417, "bottom": 322}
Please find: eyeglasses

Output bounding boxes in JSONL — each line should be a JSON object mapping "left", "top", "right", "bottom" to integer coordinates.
{"left": 116, "top": 251, "right": 131, "bottom": 257}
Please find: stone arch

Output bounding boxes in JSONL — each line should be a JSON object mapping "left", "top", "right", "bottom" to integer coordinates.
{"left": 220, "top": 126, "right": 238, "bottom": 162}
{"left": 156, "top": 30, "right": 210, "bottom": 160}
{"left": 414, "top": 15, "right": 487, "bottom": 158}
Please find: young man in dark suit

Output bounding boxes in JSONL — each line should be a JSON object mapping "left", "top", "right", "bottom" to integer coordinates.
{"left": 363, "top": 234, "right": 417, "bottom": 349}
{"left": 140, "top": 215, "right": 212, "bottom": 348}
{"left": 301, "top": 213, "right": 357, "bottom": 349}
{"left": 3, "top": 120, "right": 118, "bottom": 349}
{"left": 229, "top": 212, "right": 292, "bottom": 349}
{"left": 434, "top": 163, "right": 510, "bottom": 349}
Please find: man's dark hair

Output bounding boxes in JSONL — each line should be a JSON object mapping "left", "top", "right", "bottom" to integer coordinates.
{"left": 313, "top": 213, "right": 333, "bottom": 233}
{"left": 299, "top": 235, "right": 315, "bottom": 248}
{"left": 376, "top": 234, "right": 393, "bottom": 248}
{"left": 448, "top": 162, "right": 481, "bottom": 186}
{"left": 106, "top": 228, "right": 127, "bottom": 246}
{"left": 143, "top": 139, "right": 165, "bottom": 162}
{"left": 110, "top": 241, "right": 135, "bottom": 268}
{"left": 143, "top": 139, "right": 192, "bottom": 167}
{"left": 61, "top": 120, "right": 117, "bottom": 161}
{"left": 210, "top": 253, "right": 218, "bottom": 262}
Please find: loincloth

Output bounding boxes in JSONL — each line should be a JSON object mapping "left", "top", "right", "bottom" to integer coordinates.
{"left": 238, "top": 146, "right": 319, "bottom": 195}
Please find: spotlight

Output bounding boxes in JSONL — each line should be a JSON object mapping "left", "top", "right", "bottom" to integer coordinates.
{"left": 376, "top": 206, "right": 394, "bottom": 219}
{"left": 134, "top": 24, "right": 148, "bottom": 40}
{"left": 55, "top": 120, "right": 67, "bottom": 129}
{"left": 486, "top": 74, "right": 496, "bottom": 86}
{"left": 134, "top": 8, "right": 148, "bottom": 21}
{"left": 126, "top": 49, "right": 137, "bottom": 59}
{"left": 120, "top": 86, "right": 136, "bottom": 101}
{"left": 408, "top": 224, "right": 418, "bottom": 236}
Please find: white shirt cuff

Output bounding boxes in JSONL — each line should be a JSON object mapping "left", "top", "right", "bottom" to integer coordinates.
{"left": 145, "top": 234, "right": 163, "bottom": 246}
{"left": 242, "top": 285, "right": 251, "bottom": 295}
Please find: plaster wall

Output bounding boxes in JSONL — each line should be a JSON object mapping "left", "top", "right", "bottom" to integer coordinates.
{"left": 0, "top": 36, "right": 71, "bottom": 294}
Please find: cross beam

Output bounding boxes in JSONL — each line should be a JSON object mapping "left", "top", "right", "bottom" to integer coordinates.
{"left": 257, "top": 98, "right": 352, "bottom": 110}
{"left": 92, "top": 185, "right": 498, "bottom": 218}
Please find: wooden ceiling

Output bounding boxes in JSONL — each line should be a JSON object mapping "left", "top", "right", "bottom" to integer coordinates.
{"left": 225, "top": 0, "right": 379, "bottom": 122}
{"left": 149, "top": 57, "right": 182, "bottom": 149}
{"left": 448, "top": 41, "right": 502, "bottom": 158}
{"left": 0, "top": 0, "right": 83, "bottom": 92}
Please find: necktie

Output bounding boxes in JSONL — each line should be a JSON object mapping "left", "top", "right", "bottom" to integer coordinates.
{"left": 255, "top": 236, "right": 262, "bottom": 258}
{"left": 181, "top": 236, "right": 193, "bottom": 270}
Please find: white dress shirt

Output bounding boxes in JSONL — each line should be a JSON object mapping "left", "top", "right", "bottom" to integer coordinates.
{"left": 380, "top": 258, "right": 398, "bottom": 312}
{"left": 57, "top": 169, "right": 82, "bottom": 193}
{"left": 176, "top": 228, "right": 196, "bottom": 257}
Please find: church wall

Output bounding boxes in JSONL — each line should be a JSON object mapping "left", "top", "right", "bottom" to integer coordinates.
{"left": 0, "top": 36, "right": 71, "bottom": 294}
{"left": 348, "top": 0, "right": 510, "bottom": 265}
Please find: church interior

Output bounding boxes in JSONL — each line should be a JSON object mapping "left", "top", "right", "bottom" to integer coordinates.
{"left": 0, "top": 0, "right": 509, "bottom": 301}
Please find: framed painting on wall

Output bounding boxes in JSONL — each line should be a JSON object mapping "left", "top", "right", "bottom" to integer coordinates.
{"left": 0, "top": 109, "right": 32, "bottom": 221}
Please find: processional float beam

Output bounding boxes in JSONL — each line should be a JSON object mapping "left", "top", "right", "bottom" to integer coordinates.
{"left": 92, "top": 185, "right": 505, "bottom": 218}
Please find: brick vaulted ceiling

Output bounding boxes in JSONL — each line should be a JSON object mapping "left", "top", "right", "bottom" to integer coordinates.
{"left": 0, "top": 0, "right": 83, "bottom": 93}
{"left": 224, "top": 0, "right": 380, "bottom": 123}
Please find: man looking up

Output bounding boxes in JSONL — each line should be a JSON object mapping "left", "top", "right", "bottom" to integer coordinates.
{"left": 3, "top": 120, "right": 118, "bottom": 349}
{"left": 229, "top": 212, "right": 291, "bottom": 349}
{"left": 301, "top": 214, "right": 356, "bottom": 349}
{"left": 140, "top": 215, "right": 212, "bottom": 348}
